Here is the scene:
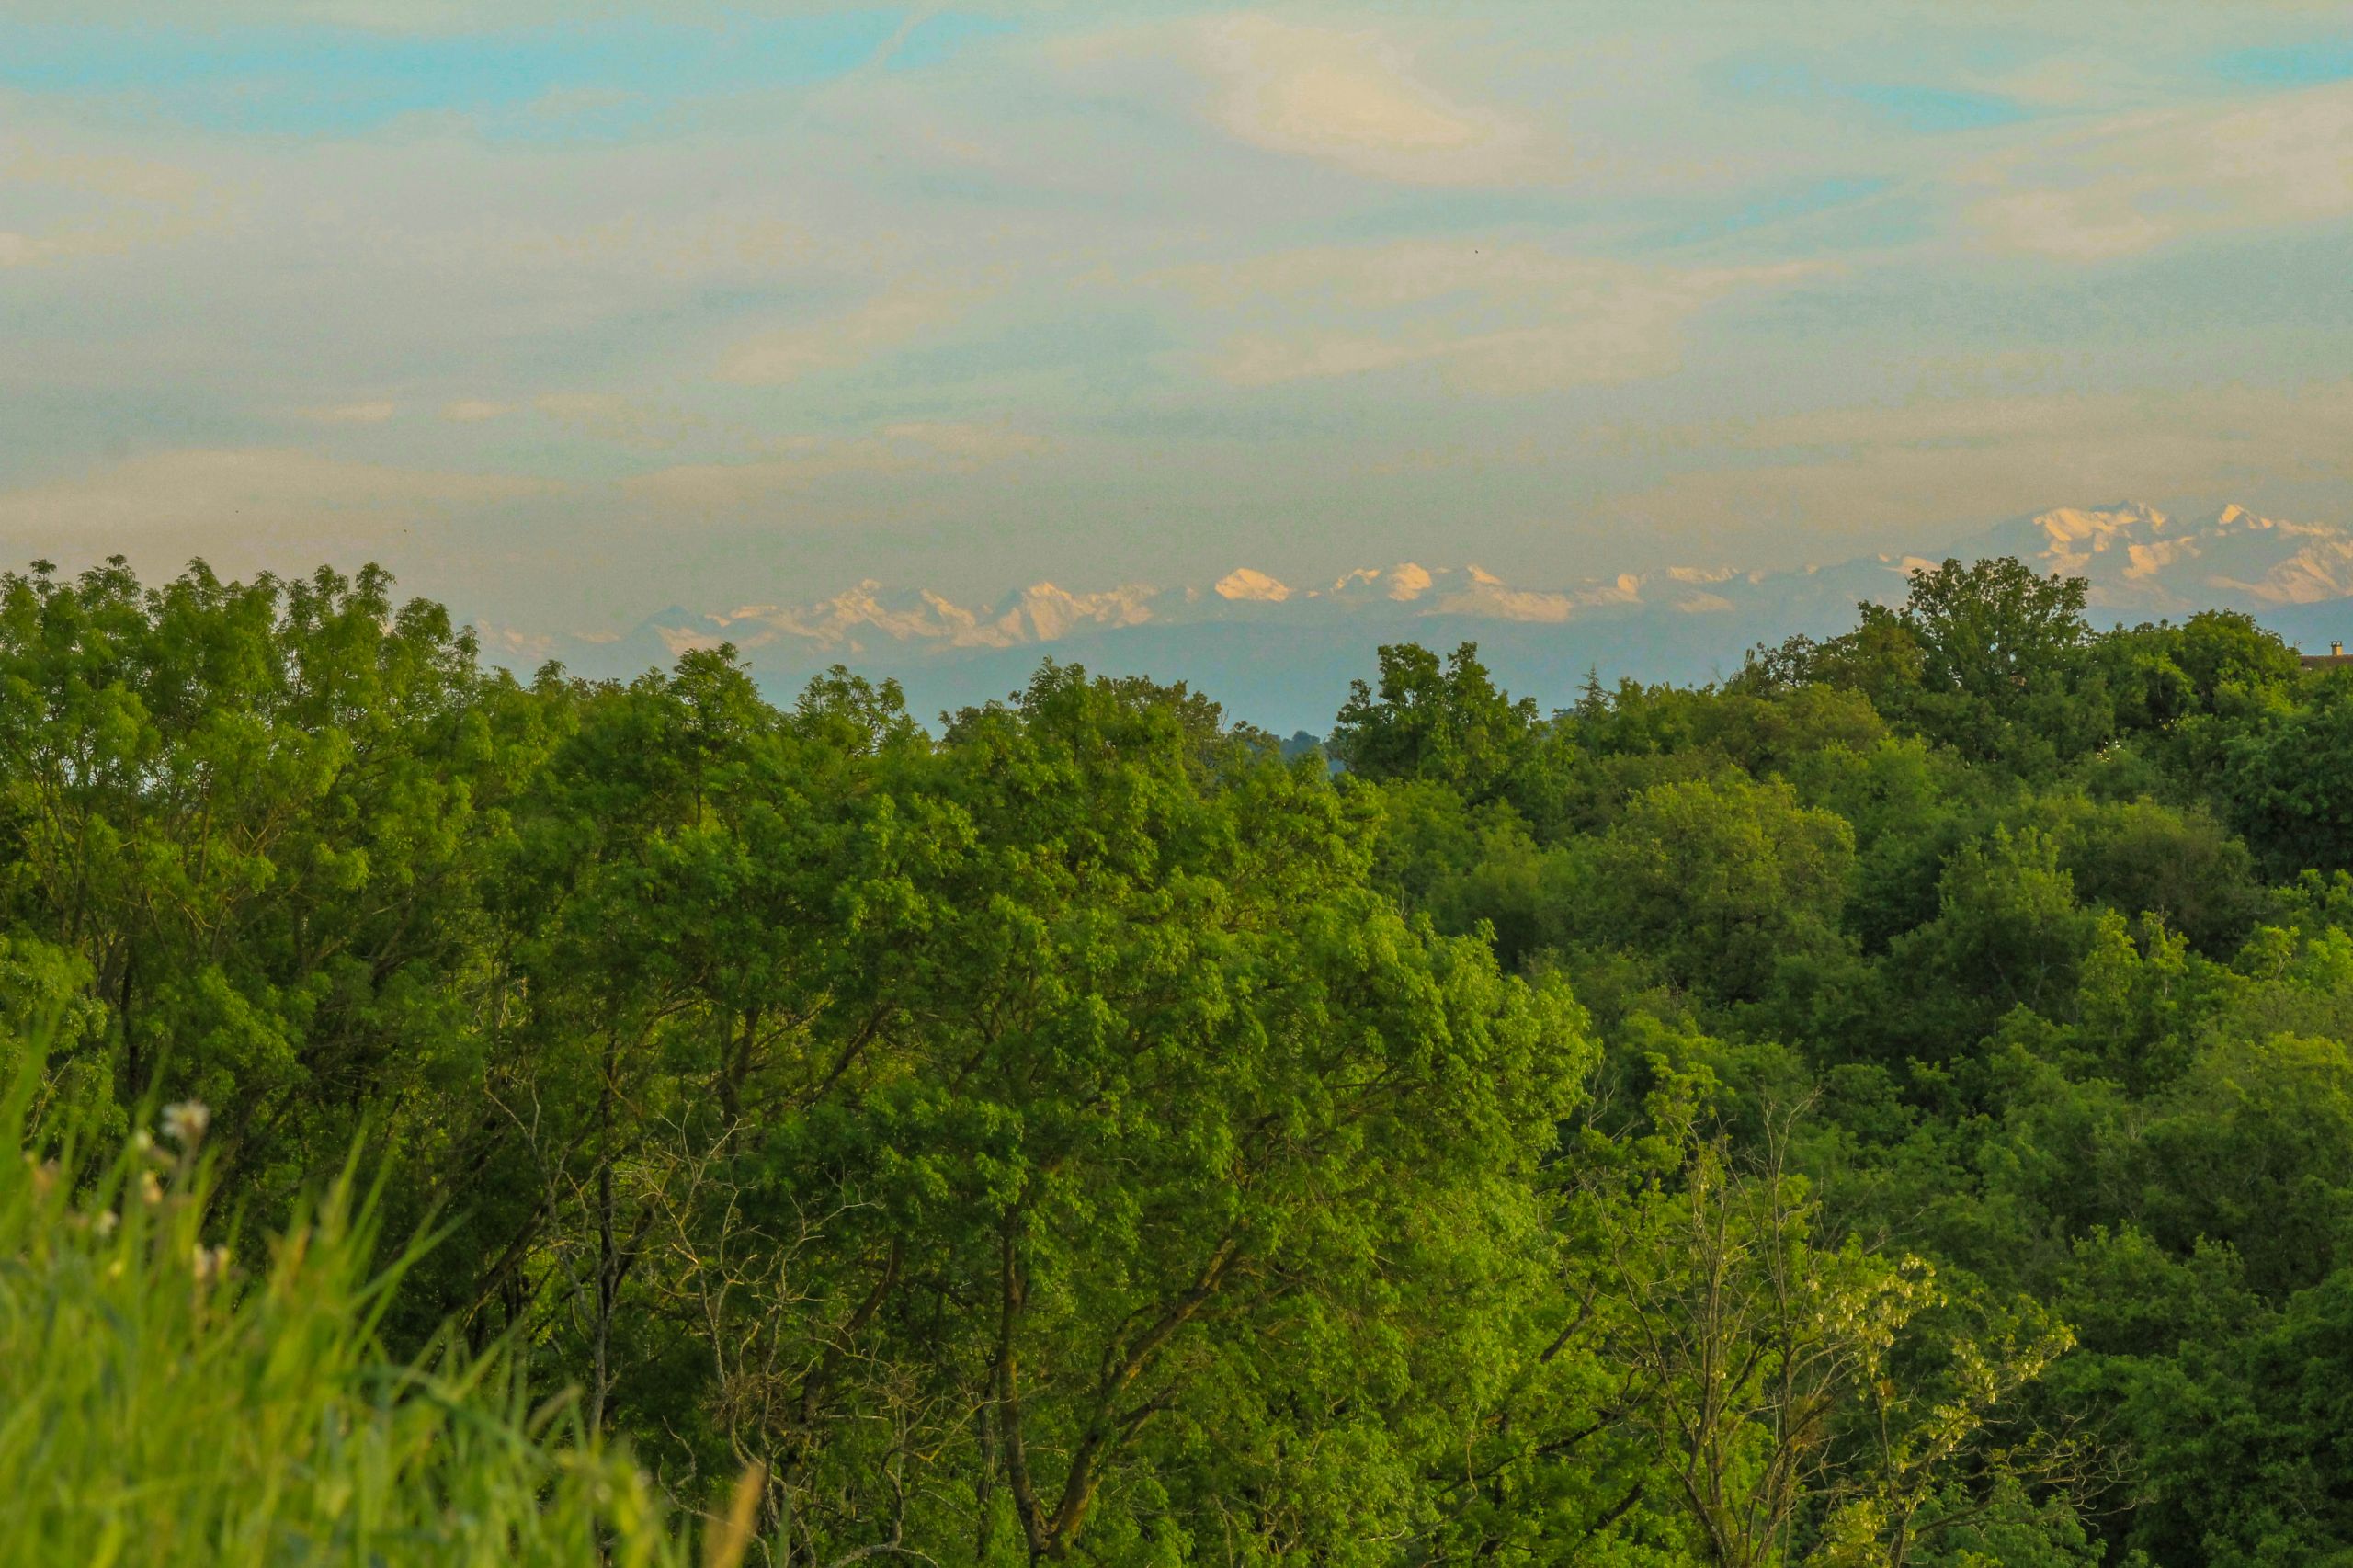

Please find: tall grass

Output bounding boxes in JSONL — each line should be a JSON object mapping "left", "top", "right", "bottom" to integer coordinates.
{"left": 0, "top": 1075, "right": 746, "bottom": 1566}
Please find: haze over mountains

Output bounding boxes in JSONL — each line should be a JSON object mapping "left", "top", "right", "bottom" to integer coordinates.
{"left": 482, "top": 504, "right": 2353, "bottom": 733}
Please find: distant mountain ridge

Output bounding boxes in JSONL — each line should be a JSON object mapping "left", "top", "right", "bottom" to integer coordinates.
{"left": 477, "top": 503, "right": 2353, "bottom": 733}
{"left": 1962, "top": 502, "right": 2353, "bottom": 612}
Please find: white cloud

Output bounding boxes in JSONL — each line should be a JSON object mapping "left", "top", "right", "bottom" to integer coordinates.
{"left": 1959, "top": 81, "right": 2353, "bottom": 259}
{"left": 1723, "top": 381, "right": 2353, "bottom": 454}
{"left": 440, "top": 399, "right": 515, "bottom": 422}
{"left": 0, "top": 449, "right": 555, "bottom": 562}
{"left": 872, "top": 420, "right": 1051, "bottom": 461}
{"left": 1957, "top": 55, "right": 2160, "bottom": 111}
{"left": 620, "top": 421, "right": 1051, "bottom": 513}
{"left": 296, "top": 401, "right": 399, "bottom": 425}
{"left": 0, "top": 137, "right": 231, "bottom": 267}
{"left": 1188, "top": 15, "right": 1517, "bottom": 183}
{"left": 717, "top": 287, "right": 980, "bottom": 384}
{"left": 535, "top": 392, "right": 710, "bottom": 450}
{"left": 1604, "top": 381, "right": 2353, "bottom": 560}
{"left": 1165, "top": 243, "right": 1819, "bottom": 393}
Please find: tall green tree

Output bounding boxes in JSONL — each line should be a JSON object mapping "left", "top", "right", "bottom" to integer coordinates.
{"left": 1331, "top": 642, "right": 1539, "bottom": 802}
{"left": 0, "top": 558, "right": 535, "bottom": 1220}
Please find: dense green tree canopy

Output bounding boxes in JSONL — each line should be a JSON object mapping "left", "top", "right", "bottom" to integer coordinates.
{"left": 12, "top": 551, "right": 2353, "bottom": 1566}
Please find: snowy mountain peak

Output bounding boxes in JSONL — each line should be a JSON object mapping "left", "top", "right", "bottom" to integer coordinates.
{"left": 1384, "top": 562, "right": 1434, "bottom": 600}
{"left": 1005, "top": 581, "right": 1156, "bottom": 642}
{"left": 1334, "top": 562, "right": 1435, "bottom": 601}
{"left": 1952, "top": 503, "right": 2353, "bottom": 612}
{"left": 2029, "top": 501, "right": 2172, "bottom": 556}
{"left": 1215, "top": 568, "right": 1291, "bottom": 603}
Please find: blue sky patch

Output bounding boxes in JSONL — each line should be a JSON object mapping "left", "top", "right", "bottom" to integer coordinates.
{"left": 2211, "top": 40, "right": 2353, "bottom": 87}
{"left": 1722, "top": 60, "right": 2032, "bottom": 133}
{"left": 1651, "top": 176, "right": 1900, "bottom": 250}
{"left": 0, "top": 12, "right": 1013, "bottom": 137}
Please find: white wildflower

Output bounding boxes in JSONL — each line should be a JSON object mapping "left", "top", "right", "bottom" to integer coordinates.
{"left": 162, "top": 1101, "right": 210, "bottom": 1146}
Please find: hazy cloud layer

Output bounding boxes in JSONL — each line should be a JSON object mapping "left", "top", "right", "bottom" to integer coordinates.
{"left": 3, "top": 3, "right": 2350, "bottom": 641}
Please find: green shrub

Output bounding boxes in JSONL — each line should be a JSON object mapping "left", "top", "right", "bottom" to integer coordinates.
{"left": 0, "top": 1076, "right": 729, "bottom": 1567}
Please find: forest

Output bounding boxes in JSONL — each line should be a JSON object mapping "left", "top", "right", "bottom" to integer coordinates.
{"left": 6, "top": 551, "right": 2353, "bottom": 1566}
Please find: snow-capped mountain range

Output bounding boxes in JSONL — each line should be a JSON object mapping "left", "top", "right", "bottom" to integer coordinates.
{"left": 479, "top": 504, "right": 2353, "bottom": 732}
{"left": 1951, "top": 502, "right": 2353, "bottom": 612}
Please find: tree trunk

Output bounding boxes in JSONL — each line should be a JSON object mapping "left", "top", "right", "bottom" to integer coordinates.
{"left": 589, "top": 1034, "right": 617, "bottom": 1436}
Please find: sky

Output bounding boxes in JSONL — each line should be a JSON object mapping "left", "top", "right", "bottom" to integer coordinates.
{"left": 4, "top": 1, "right": 2352, "bottom": 636}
